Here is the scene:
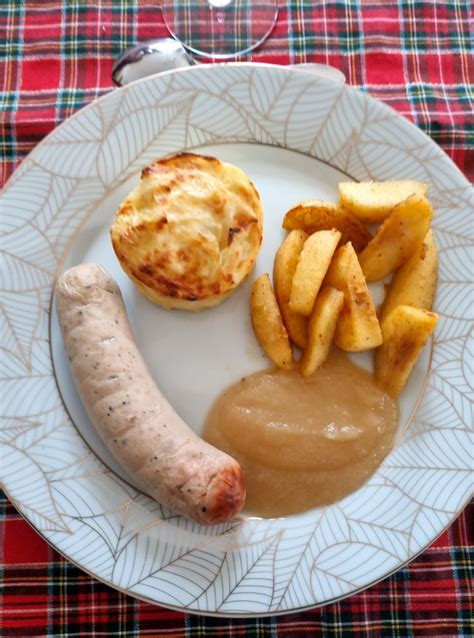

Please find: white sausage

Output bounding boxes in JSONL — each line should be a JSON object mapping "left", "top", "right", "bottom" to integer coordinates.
{"left": 55, "top": 263, "right": 245, "bottom": 525}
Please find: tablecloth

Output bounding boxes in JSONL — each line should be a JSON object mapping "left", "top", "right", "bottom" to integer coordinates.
{"left": 0, "top": 1, "right": 472, "bottom": 636}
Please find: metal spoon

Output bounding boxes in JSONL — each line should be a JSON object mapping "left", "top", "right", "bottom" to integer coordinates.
{"left": 112, "top": 38, "right": 346, "bottom": 86}
{"left": 112, "top": 38, "right": 195, "bottom": 85}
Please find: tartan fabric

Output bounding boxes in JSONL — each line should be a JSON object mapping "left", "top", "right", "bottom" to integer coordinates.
{"left": 0, "top": 1, "right": 473, "bottom": 185}
{"left": 1, "top": 493, "right": 472, "bottom": 636}
{"left": 0, "top": 0, "right": 473, "bottom": 635}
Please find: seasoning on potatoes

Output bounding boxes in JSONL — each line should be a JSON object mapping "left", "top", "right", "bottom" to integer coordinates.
{"left": 111, "top": 153, "right": 263, "bottom": 311}
{"left": 251, "top": 273, "right": 294, "bottom": 370}
{"left": 358, "top": 193, "right": 433, "bottom": 282}
{"left": 339, "top": 180, "right": 428, "bottom": 223}
{"left": 289, "top": 229, "right": 341, "bottom": 316}
{"left": 380, "top": 229, "right": 438, "bottom": 322}
{"left": 300, "top": 286, "right": 344, "bottom": 378}
{"left": 324, "top": 242, "right": 382, "bottom": 351}
{"left": 282, "top": 199, "right": 371, "bottom": 252}
{"left": 273, "top": 229, "right": 308, "bottom": 348}
{"left": 375, "top": 305, "right": 438, "bottom": 397}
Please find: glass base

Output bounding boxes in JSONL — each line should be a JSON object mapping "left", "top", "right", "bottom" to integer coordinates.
{"left": 161, "top": 0, "right": 279, "bottom": 59}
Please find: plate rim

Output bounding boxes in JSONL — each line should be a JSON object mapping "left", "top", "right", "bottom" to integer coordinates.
{"left": 3, "top": 482, "right": 471, "bottom": 617}
{"left": 1, "top": 62, "right": 472, "bottom": 616}
{"left": 2, "top": 62, "right": 470, "bottom": 196}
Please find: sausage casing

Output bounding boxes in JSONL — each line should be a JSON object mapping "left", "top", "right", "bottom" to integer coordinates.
{"left": 55, "top": 263, "right": 245, "bottom": 525}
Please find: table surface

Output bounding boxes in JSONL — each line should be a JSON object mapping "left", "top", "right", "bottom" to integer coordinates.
{"left": 0, "top": 1, "right": 472, "bottom": 636}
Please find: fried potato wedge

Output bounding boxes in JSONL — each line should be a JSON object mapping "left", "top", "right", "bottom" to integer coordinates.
{"left": 300, "top": 286, "right": 344, "bottom": 378}
{"left": 282, "top": 199, "right": 371, "bottom": 252}
{"left": 375, "top": 305, "right": 438, "bottom": 397}
{"left": 273, "top": 230, "right": 308, "bottom": 348}
{"left": 339, "top": 180, "right": 428, "bottom": 223}
{"left": 324, "top": 242, "right": 383, "bottom": 351}
{"left": 380, "top": 229, "right": 438, "bottom": 322}
{"left": 358, "top": 193, "right": 433, "bottom": 281}
{"left": 289, "top": 229, "right": 341, "bottom": 316}
{"left": 251, "top": 273, "right": 293, "bottom": 370}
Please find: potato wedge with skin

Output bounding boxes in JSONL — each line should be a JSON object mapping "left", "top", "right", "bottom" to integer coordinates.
{"left": 324, "top": 242, "right": 383, "bottom": 351}
{"left": 289, "top": 229, "right": 341, "bottom": 316}
{"left": 375, "top": 305, "right": 438, "bottom": 397}
{"left": 282, "top": 199, "right": 371, "bottom": 252}
{"left": 358, "top": 193, "right": 433, "bottom": 282}
{"left": 339, "top": 181, "right": 428, "bottom": 223}
{"left": 380, "top": 229, "right": 438, "bottom": 322}
{"left": 251, "top": 273, "right": 293, "bottom": 370}
{"left": 273, "top": 230, "right": 308, "bottom": 348}
{"left": 300, "top": 286, "right": 344, "bottom": 378}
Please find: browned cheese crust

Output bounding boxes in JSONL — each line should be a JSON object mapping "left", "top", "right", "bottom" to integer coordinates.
{"left": 110, "top": 153, "right": 263, "bottom": 310}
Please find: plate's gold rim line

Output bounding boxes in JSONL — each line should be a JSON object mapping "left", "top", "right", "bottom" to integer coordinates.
{"left": 1, "top": 62, "right": 470, "bottom": 198}
{"left": 31, "top": 142, "right": 440, "bottom": 618}
{"left": 1, "top": 483, "right": 471, "bottom": 617}
{"left": 1, "top": 62, "right": 470, "bottom": 616}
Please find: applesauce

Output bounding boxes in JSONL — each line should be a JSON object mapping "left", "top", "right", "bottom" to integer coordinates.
{"left": 203, "top": 350, "right": 399, "bottom": 517}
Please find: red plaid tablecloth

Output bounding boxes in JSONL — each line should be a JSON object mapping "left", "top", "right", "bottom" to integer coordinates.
{"left": 0, "top": 1, "right": 472, "bottom": 636}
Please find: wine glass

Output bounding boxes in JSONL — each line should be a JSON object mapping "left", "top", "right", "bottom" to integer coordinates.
{"left": 161, "top": 0, "right": 279, "bottom": 59}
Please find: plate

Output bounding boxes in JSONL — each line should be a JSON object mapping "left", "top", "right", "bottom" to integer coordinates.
{"left": 1, "top": 63, "right": 471, "bottom": 616}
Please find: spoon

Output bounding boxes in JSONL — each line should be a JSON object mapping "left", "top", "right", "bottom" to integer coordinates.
{"left": 112, "top": 38, "right": 346, "bottom": 86}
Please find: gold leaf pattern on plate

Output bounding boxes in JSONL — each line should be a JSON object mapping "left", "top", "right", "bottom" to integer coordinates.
{"left": 0, "top": 64, "right": 471, "bottom": 616}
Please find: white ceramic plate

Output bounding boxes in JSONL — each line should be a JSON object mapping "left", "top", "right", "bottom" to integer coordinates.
{"left": 1, "top": 64, "right": 472, "bottom": 616}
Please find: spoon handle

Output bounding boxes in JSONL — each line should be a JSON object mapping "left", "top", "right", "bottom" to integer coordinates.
{"left": 112, "top": 38, "right": 346, "bottom": 86}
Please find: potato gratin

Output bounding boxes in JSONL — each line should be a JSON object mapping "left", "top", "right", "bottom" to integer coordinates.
{"left": 111, "top": 153, "right": 263, "bottom": 311}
